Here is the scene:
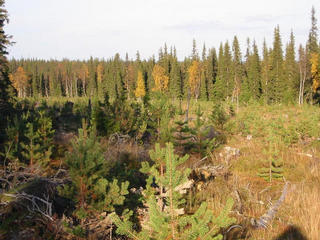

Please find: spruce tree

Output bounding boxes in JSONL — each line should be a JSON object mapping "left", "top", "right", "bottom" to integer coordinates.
{"left": 191, "top": 39, "right": 199, "bottom": 61}
{"left": 284, "top": 31, "right": 298, "bottom": 103}
{"left": 232, "top": 36, "right": 243, "bottom": 107}
{"left": 213, "top": 43, "right": 225, "bottom": 101}
{"left": 258, "top": 147, "right": 284, "bottom": 182}
{"left": 0, "top": 0, "right": 16, "bottom": 146}
{"left": 207, "top": 48, "right": 218, "bottom": 100}
{"left": 307, "top": 6, "right": 319, "bottom": 54}
{"left": 242, "top": 40, "right": 262, "bottom": 102}
{"left": 269, "top": 26, "right": 285, "bottom": 103}
{"left": 261, "top": 39, "right": 271, "bottom": 103}
{"left": 173, "top": 115, "right": 194, "bottom": 154}
{"left": 169, "top": 55, "right": 183, "bottom": 100}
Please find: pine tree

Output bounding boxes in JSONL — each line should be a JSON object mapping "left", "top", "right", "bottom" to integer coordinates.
{"left": 20, "top": 122, "right": 42, "bottom": 168}
{"left": 0, "top": 117, "right": 21, "bottom": 170}
{"left": 111, "top": 143, "right": 235, "bottom": 240}
{"left": 59, "top": 128, "right": 129, "bottom": 234}
{"left": 36, "top": 110, "right": 55, "bottom": 168}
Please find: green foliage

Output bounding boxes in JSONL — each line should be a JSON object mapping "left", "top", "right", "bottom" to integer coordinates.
{"left": 0, "top": 0, "right": 16, "bottom": 147}
{"left": 191, "top": 105, "right": 213, "bottom": 157}
{"left": 57, "top": 128, "right": 128, "bottom": 240}
{"left": 111, "top": 143, "right": 235, "bottom": 240}
{"left": 20, "top": 122, "right": 42, "bottom": 167}
{"left": 209, "top": 104, "right": 228, "bottom": 130}
{"left": 59, "top": 128, "right": 129, "bottom": 215}
{"left": 18, "top": 110, "right": 55, "bottom": 168}
{"left": 0, "top": 117, "right": 20, "bottom": 169}
{"left": 148, "top": 93, "right": 175, "bottom": 143}
{"left": 258, "top": 147, "right": 284, "bottom": 182}
{"left": 173, "top": 110, "right": 194, "bottom": 153}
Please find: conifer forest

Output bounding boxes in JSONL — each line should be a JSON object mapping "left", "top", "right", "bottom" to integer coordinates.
{"left": 1, "top": 1, "right": 320, "bottom": 239}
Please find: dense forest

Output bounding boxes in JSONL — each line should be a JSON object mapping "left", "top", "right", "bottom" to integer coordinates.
{"left": 7, "top": 8, "right": 320, "bottom": 105}
{"left": 1, "top": 1, "right": 320, "bottom": 240}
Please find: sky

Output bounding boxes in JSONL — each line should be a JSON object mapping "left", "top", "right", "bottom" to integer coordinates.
{"left": 5, "top": 0, "right": 320, "bottom": 61}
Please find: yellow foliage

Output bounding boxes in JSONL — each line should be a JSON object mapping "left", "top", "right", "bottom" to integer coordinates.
{"left": 188, "top": 60, "right": 201, "bottom": 98}
{"left": 79, "top": 63, "right": 89, "bottom": 80}
{"left": 134, "top": 71, "right": 146, "bottom": 98}
{"left": 152, "top": 64, "right": 169, "bottom": 92}
{"left": 11, "top": 66, "right": 29, "bottom": 98}
{"left": 310, "top": 53, "right": 320, "bottom": 93}
{"left": 96, "top": 63, "right": 103, "bottom": 83}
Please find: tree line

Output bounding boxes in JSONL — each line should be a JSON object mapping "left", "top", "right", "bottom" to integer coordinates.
{"left": 7, "top": 8, "right": 320, "bottom": 105}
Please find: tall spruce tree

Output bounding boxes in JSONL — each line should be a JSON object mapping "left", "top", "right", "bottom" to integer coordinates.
{"left": 232, "top": 36, "right": 243, "bottom": 107}
{"left": 169, "top": 54, "right": 183, "bottom": 100}
{"left": 269, "top": 26, "right": 285, "bottom": 103}
{"left": 191, "top": 39, "right": 199, "bottom": 61}
{"left": 284, "top": 31, "right": 298, "bottom": 103}
{"left": 200, "top": 43, "right": 209, "bottom": 100}
{"left": 242, "top": 40, "right": 261, "bottom": 102}
{"left": 307, "top": 6, "right": 319, "bottom": 54}
{"left": 0, "top": 0, "right": 15, "bottom": 146}
{"left": 261, "top": 39, "right": 271, "bottom": 103}
{"left": 223, "top": 41, "right": 233, "bottom": 100}
{"left": 207, "top": 48, "right": 218, "bottom": 100}
{"left": 213, "top": 43, "right": 225, "bottom": 100}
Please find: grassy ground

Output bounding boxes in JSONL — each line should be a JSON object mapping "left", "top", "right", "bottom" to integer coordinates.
{"left": 195, "top": 104, "right": 320, "bottom": 240}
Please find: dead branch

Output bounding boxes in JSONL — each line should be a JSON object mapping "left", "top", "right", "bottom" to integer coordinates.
{"left": 251, "top": 182, "right": 290, "bottom": 229}
{"left": 3, "top": 192, "right": 53, "bottom": 221}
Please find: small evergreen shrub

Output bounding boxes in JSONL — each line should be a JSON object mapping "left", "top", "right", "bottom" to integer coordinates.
{"left": 111, "top": 143, "right": 235, "bottom": 240}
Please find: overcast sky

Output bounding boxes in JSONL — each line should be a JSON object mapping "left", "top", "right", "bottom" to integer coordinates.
{"left": 5, "top": 0, "right": 320, "bottom": 60}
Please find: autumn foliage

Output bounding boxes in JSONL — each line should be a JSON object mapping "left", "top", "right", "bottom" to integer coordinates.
{"left": 188, "top": 60, "right": 201, "bottom": 99}
{"left": 310, "top": 53, "right": 320, "bottom": 93}
{"left": 10, "top": 66, "right": 29, "bottom": 98}
{"left": 152, "top": 64, "right": 169, "bottom": 92}
{"left": 134, "top": 71, "right": 146, "bottom": 98}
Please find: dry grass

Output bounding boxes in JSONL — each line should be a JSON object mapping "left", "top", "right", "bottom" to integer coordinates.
{"left": 196, "top": 120, "right": 319, "bottom": 240}
{"left": 283, "top": 183, "right": 320, "bottom": 240}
